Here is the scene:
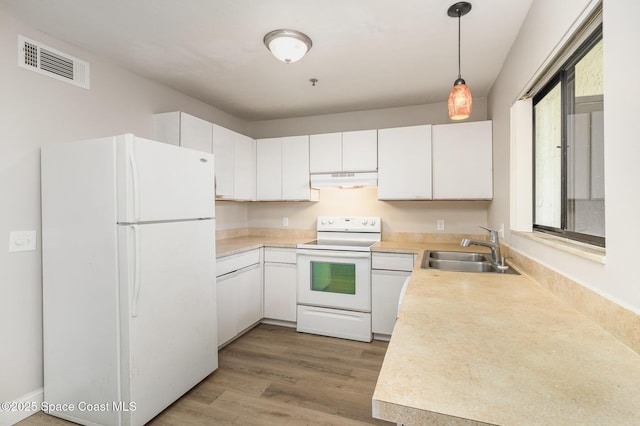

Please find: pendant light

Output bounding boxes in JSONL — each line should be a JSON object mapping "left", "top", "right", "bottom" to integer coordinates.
{"left": 264, "top": 29, "right": 312, "bottom": 64}
{"left": 447, "top": 2, "right": 473, "bottom": 120}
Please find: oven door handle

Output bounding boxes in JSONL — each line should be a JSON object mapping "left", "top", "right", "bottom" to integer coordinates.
{"left": 297, "top": 250, "right": 371, "bottom": 259}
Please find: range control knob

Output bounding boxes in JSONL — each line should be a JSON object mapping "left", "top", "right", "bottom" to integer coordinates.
{"left": 328, "top": 219, "right": 334, "bottom": 224}
{"left": 369, "top": 218, "right": 376, "bottom": 225}
{"left": 361, "top": 218, "right": 369, "bottom": 225}
{"left": 321, "top": 219, "right": 327, "bottom": 225}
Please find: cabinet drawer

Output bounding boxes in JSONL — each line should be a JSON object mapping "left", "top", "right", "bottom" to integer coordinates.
{"left": 264, "top": 247, "right": 297, "bottom": 264}
{"left": 371, "top": 252, "right": 415, "bottom": 271}
{"left": 217, "top": 249, "right": 260, "bottom": 277}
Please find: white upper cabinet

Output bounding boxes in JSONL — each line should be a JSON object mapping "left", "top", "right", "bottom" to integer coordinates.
{"left": 180, "top": 113, "right": 213, "bottom": 153}
{"left": 153, "top": 112, "right": 257, "bottom": 201}
{"left": 256, "top": 138, "right": 282, "bottom": 201}
{"left": 377, "top": 125, "right": 432, "bottom": 200}
{"left": 282, "top": 136, "right": 311, "bottom": 200}
{"left": 233, "top": 133, "right": 256, "bottom": 201}
{"left": 310, "top": 130, "right": 377, "bottom": 173}
{"left": 256, "top": 135, "right": 312, "bottom": 201}
{"left": 431, "top": 120, "right": 493, "bottom": 199}
{"left": 211, "top": 123, "right": 235, "bottom": 199}
{"left": 153, "top": 112, "right": 492, "bottom": 202}
{"left": 342, "top": 129, "right": 378, "bottom": 172}
{"left": 309, "top": 133, "right": 342, "bottom": 173}
{"left": 152, "top": 111, "right": 212, "bottom": 153}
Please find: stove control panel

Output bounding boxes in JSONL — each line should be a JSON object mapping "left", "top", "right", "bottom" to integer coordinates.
{"left": 317, "top": 216, "right": 381, "bottom": 232}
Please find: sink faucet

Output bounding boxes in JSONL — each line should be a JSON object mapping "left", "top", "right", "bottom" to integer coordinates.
{"left": 461, "top": 226, "right": 506, "bottom": 268}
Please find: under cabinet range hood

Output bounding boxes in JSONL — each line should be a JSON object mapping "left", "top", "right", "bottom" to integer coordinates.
{"left": 310, "top": 172, "right": 378, "bottom": 189}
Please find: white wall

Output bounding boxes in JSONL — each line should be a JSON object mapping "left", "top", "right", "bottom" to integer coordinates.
{"left": 248, "top": 188, "right": 489, "bottom": 234}
{"left": 246, "top": 99, "right": 487, "bottom": 138}
{"left": 0, "top": 10, "right": 246, "bottom": 408}
{"left": 488, "top": 0, "right": 640, "bottom": 313}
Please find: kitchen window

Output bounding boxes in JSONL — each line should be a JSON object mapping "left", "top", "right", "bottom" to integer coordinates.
{"left": 533, "top": 25, "right": 604, "bottom": 247}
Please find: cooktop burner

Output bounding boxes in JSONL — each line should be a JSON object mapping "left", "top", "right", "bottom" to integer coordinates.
{"left": 297, "top": 216, "right": 381, "bottom": 252}
{"left": 298, "top": 239, "right": 377, "bottom": 251}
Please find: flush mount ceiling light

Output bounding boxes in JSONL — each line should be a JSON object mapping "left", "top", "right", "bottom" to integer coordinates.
{"left": 447, "top": 2, "right": 473, "bottom": 120}
{"left": 263, "top": 29, "right": 312, "bottom": 64}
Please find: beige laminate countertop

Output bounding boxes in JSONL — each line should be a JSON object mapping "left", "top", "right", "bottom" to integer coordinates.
{"left": 216, "top": 235, "right": 313, "bottom": 257}
{"left": 372, "top": 244, "right": 640, "bottom": 426}
{"left": 215, "top": 236, "right": 640, "bottom": 424}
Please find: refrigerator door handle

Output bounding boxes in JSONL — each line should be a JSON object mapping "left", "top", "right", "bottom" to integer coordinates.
{"left": 128, "top": 141, "right": 141, "bottom": 222}
{"left": 131, "top": 225, "right": 142, "bottom": 317}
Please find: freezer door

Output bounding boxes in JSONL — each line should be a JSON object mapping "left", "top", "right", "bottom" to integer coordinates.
{"left": 118, "top": 219, "right": 217, "bottom": 426}
{"left": 117, "top": 134, "right": 215, "bottom": 223}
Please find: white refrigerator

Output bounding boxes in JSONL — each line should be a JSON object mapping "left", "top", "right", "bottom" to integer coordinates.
{"left": 41, "top": 134, "right": 217, "bottom": 426}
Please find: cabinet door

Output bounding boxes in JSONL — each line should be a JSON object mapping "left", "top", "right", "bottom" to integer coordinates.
{"left": 236, "top": 263, "right": 263, "bottom": 332}
{"left": 151, "top": 112, "right": 181, "bottom": 146}
{"left": 256, "top": 138, "right": 283, "bottom": 200}
{"left": 216, "top": 272, "right": 237, "bottom": 347}
{"left": 264, "top": 263, "right": 297, "bottom": 322}
{"left": 378, "top": 125, "right": 432, "bottom": 200}
{"left": 233, "top": 133, "right": 256, "bottom": 201}
{"left": 432, "top": 121, "right": 493, "bottom": 199}
{"left": 282, "top": 135, "right": 310, "bottom": 200}
{"left": 180, "top": 112, "right": 213, "bottom": 153}
{"left": 342, "top": 129, "right": 377, "bottom": 172}
{"left": 371, "top": 270, "right": 410, "bottom": 335}
{"left": 212, "top": 123, "right": 235, "bottom": 199}
{"left": 309, "top": 132, "right": 342, "bottom": 173}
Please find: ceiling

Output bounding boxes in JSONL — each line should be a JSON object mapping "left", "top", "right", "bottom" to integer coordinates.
{"left": 2, "top": 0, "right": 533, "bottom": 121}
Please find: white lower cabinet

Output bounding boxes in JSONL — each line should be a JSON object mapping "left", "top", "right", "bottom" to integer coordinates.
{"left": 263, "top": 248, "right": 297, "bottom": 323}
{"left": 216, "top": 249, "right": 262, "bottom": 347}
{"left": 371, "top": 252, "right": 415, "bottom": 337}
{"left": 236, "top": 263, "right": 263, "bottom": 332}
{"left": 216, "top": 271, "right": 238, "bottom": 346}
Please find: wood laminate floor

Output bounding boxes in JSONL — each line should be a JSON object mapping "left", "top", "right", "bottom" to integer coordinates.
{"left": 18, "top": 324, "right": 392, "bottom": 425}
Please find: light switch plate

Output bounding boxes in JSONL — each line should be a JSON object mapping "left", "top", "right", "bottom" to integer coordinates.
{"left": 9, "top": 230, "right": 37, "bottom": 252}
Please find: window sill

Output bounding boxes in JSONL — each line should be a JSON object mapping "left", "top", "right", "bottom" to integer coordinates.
{"left": 511, "top": 230, "right": 606, "bottom": 264}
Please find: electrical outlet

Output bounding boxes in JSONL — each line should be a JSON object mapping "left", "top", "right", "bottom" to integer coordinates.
{"left": 499, "top": 223, "right": 505, "bottom": 238}
{"left": 283, "top": 217, "right": 289, "bottom": 227}
{"left": 436, "top": 220, "right": 445, "bottom": 231}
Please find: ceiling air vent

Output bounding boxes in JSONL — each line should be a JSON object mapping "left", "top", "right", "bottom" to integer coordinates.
{"left": 18, "top": 35, "right": 90, "bottom": 89}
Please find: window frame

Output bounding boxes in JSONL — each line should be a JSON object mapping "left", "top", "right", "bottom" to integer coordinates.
{"left": 532, "top": 26, "right": 604, "bottom": 248}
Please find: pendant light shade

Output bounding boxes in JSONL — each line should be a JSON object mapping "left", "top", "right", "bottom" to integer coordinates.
{"left": 264, "top": 29, "right": 312, "bottom": 64}
{"left": 447, "top": 2, "right": 472, "bottom": 120}
{"left": 448, "top": 79, "right": 472, "bottom": 120}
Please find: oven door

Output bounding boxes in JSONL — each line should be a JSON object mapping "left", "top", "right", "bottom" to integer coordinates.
{"left": 297, "top": 249, "right": 371, "bottom": 312}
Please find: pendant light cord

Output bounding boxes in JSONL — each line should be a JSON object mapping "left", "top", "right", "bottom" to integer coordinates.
{"left": 457, "top": 10, "right": 461, "bottom": 79}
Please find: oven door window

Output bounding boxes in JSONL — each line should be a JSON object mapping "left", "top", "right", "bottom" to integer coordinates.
{"left": 310, "top": 261, "right": 356, "bottom": 295}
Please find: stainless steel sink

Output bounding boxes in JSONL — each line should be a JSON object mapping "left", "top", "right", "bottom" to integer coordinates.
{"left": 421, "top": 251, "right": 520, "bottom": 275}
{"left": 428, "top": 251, "right": 489, "bottom": 262}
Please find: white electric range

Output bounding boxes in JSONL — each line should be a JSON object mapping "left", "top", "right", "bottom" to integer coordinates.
{"left": 296, "top": 216, "right": 381, "bottom": 342}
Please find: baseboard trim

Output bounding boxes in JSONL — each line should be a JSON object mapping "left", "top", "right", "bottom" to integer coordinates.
{"left": 373, "top": 333, "right": 391, "bottom": 342}
{"left": 260, "top": 318, "right": 296, "bottom": 328}
{"left": 0, "top": 388, "right": 43, "bottom": 426}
